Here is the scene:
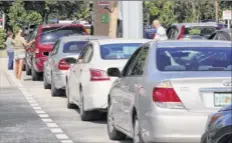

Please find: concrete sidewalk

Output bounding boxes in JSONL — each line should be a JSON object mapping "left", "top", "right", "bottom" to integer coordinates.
{"left": 0, "top": 58, "right": 15, "bottom": 88}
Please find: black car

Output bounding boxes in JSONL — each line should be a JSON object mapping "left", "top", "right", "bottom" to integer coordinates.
{"left": 201, "top": 104, "right": 232, "bottom": 143}
{"left": 208, "top": 29, "right": 232, "bottom": 41}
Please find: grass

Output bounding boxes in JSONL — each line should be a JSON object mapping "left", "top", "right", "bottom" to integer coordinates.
{"left": 0, "top": 49, "right": 7, "bottom": 58}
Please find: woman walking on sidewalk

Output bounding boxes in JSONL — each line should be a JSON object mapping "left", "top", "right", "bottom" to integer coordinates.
{"left": 13, "top": 28, "right": 35, "bottom": 80}
{"left": 5, "top": 31, "right": 14, "bottom": 70}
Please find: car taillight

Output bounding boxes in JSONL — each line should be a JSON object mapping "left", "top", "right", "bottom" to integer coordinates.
{"left": 89, "top": 68, "right": 110, "bottom": 81}
{"left": 177, "top": 26, "right": 185, "bottom": 39}
{"left": 58, "top": 59, "right": 71, "bottom": 70}
{"left": 152, "top": 81, "right": 184, "bottom": 109}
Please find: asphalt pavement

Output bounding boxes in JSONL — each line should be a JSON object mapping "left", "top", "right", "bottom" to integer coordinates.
{"left": 0, "top": 58, "right": 132, "bottom": 143}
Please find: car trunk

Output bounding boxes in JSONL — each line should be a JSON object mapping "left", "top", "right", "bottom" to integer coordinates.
{"left": 161, "top": 73, "right": 232, "bottom": 113}
{"left": 87, "top": 60, "right": 128, "bottom": 82}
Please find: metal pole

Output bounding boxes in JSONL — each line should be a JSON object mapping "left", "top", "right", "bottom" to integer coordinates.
{"left": 2, "top": 13, "right": 5, "bottom": 30}
{"left": 121, "top": 1, "right": 143, "bottom": 38}
{"left": 215, "top": 0, "right": 219, "bottom": 22}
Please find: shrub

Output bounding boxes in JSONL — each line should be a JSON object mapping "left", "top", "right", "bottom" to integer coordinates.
{"left": 0, "top": 28, "right": 6, "bottom": 49}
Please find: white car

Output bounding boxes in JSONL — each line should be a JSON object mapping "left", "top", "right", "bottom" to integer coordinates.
{"left": 66, "top": 39, "right": 150, "bottom": 121}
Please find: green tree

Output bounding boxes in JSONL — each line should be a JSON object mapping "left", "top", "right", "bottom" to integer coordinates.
{"left": 8, "top": 0, "right": 27, "bottom": 33}
{"left": 8, "top": 0, "right": 42, "bottom": 32}
{"left": 144, "top": 0, "right": 177, "bottom": 27}
{"left": 0, "top": 28, "right": 6, "bottom": 49}
{"left": 25, "top": 11, "right": 42, "bottom": 25}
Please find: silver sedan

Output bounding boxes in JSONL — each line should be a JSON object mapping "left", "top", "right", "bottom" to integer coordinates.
{"left": 43, "top": 35, "right": 109, "bottom": 97}
{"left": 106, "top": 40, "right": 232, "bottom": 143}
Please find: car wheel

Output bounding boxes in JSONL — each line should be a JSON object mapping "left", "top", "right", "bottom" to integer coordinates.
{"left": 66, "top": 81, "right": 75, "bottom": 109}
{"left": 22, "top": 61, "right": 26, "bottom": 71}
{"left": 133, "top": 115, "right": 144, "bottom": 143}
{"left": 43, "top": 72, "right": 51, "bottom": 89}
{"left": 107, "top": 100, "right": 126, "bottom": 140}
{"left": 32, "top": 65, "right": 39, "bottom": 81}
{"left": 79, "top": 91, "right": 94, "bottom": 121}
{"left": 25, "top": 63, "right": 31, "bottom": 75}
{"left": 51, "top": 75, "right": 61, "bottom": 97}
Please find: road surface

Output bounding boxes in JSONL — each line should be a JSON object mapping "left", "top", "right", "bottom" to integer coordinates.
{"left": 0, "top": 58, "right": 132, "bottom": 143}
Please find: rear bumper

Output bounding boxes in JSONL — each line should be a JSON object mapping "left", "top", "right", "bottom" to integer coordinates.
{"left": 144, "top": 109, "right": 210, "bottom": 143}
{"left": 53, "top": 71, "right": 67, "bottom": 89}
{"left": 33, "top": 57, "right": 48, "bottom": 72}
{"left": 83, "top": 81, "right": 112, "bottom": 111}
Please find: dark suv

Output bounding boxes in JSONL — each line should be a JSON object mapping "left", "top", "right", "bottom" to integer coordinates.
{"left": 25, "top": 24, "right": 88, "bottom": 81}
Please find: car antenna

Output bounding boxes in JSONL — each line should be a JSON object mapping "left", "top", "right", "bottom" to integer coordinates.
{"left": 35, "top": 6, "right": 113, "bottom": 38}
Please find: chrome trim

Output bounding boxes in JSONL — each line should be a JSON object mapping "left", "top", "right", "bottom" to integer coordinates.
{"left": 199, "top": 87, "right": 232, "bottom": 92}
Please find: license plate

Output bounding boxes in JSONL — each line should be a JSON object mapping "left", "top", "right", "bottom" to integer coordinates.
{"left": 214, "top": 93, "right": 232, "bottom": 107}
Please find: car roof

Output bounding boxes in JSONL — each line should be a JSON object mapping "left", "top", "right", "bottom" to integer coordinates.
{"left": 150, "top": 40, "right": 232, "bottom": 48}
{"left": 95, "top": 38, "right": 152, "bottom": 45}
{"left": 172, "top": 23, "right": 218, "bottom": 27}
{"left": 39, "top": 24, "right": 84, "bottom": 29}
{"left": 60, "top": 35, "right": 110, "bottom": 43}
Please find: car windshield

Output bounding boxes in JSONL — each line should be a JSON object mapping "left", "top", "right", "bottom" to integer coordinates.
{"left": 40, "top": 27, "right": 85, "bottom": 44}
{"left": 156, "top": 47, "right": 232, "bottom": 71}
{"left": 184, "top": 26, "right": 217, "bottom": 36}
{"left": 100, "top": 43, "right": 142, "bottom": 60}
{"left": 63, "top": 41, "right": 88, "bottom": 53}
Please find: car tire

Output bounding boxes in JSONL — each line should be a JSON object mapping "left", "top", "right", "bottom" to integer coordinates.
{"left": 25, "top": 63, "right": 31, "bottom": 75}
{"left": 43, "top": 73, "right": 51, "bottom": 89}
{"left": 133, "top": 115, "right": 144, "bottom": 143}
{"left": 107, "top": 100, "right": 126, "bottom": 140}
{"left": 66, "top": 81, "right": 75, "bottom": 109}
{"left": 32, "top": 65, "right": 40, "bottom": 81}
{"left": 79, "top": 91, "right": 95, "bottom": 121}
{"left": 22, "top": 61, "right": 26, "bottom": 71}
{"left": 51, "top": 75, "right": 62, "bottom": 97}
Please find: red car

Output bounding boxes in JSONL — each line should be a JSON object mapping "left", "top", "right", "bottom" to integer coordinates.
{"left": 25, "top": 24, "right": 88, "bottom": 81}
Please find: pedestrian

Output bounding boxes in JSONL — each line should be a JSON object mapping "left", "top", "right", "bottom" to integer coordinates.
{"left": 5, "top": 31, "right": 14, "bottom": 70}
{"left": 152, "top": 20, "right": 168, "bottom": 41}
{"left": 13, "top": 28, "right": 35, "bottom": 80}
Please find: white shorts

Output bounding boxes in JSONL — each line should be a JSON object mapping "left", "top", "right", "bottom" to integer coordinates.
{"left": 14, "top": 51, "right": 26, "bottom": 60}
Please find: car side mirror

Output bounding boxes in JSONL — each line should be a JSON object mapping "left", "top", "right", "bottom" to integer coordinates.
{"left": 107, "top": 67, "right": 121, "bottom": 77}
{"left": 77, "top": 58, "right": 83, "bottom": 63}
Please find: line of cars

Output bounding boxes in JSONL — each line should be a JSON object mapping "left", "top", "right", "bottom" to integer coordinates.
{"left": 24, "top": 22, "right": 231, "bottom": 143}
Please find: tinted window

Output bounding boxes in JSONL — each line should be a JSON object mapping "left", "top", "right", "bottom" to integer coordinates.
{"left": 40, "top": 27, "right": 85, "bottom": 44}
{"left": 83, "top": 45, "right": 93, "bottom": 63}
{"left": 156, "top": 47, "right": 232, "bottom": 71}
{"left": 63, "top": 41, "right": 87, "bottom": 53}
{"left": 184, "top": 26, "right": 216, "bottom": 36}
{"left": 130, "top": 47, "right": 148, "bottom": 76}
{"left": 100, "top": 43, "right": 142, "bottom": 60}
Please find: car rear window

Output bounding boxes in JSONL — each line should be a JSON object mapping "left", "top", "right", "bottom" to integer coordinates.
{"left": 100, "top": 43, "right": 142, "bottom": 60}
{"left": 156, "top": 47, "right": 232, "bottom": 71}
{"left": 184, "top": 26, "right": 216, "bottom": 37}
{"left": 63, "top": 41, "right": 88, "bottom": 53}
{"left": 40, "top": 27, "right": 85, "bottom": 44}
